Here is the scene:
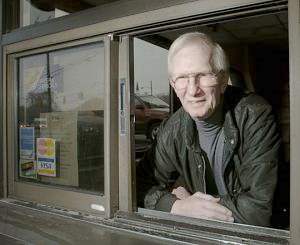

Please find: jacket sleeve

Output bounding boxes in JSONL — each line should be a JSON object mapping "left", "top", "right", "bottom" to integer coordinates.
{"left": 220, "top": 98, "right": 280, "bottom": 227}
{"left": 144, "top": 124, "right": 179, "bottom": 212}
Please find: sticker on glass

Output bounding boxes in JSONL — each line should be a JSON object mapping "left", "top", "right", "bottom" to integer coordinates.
{"left": 19, "top": 127, "right": 35, "bottom": 159}
{"left": 37, "top": 138, "right": 56, "bottom": 177}
{"left": 19, "top": 159, "right": 37, "bottom": 179}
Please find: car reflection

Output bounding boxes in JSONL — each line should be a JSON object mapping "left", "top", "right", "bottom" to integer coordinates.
{"left": 135, "top": 95, "right": 169, "bottom": 141}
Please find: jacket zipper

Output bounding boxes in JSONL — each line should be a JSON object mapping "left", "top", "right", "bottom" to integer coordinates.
{"left": 201, "top": 154, "right": 206, "bottom": 194}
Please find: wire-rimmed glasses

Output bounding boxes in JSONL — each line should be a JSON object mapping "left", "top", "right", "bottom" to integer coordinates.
{"left": 170, "top": 71, "right": 220, "bottom": 90}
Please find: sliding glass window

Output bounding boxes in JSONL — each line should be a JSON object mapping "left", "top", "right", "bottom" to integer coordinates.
{"left": 4, "top": 34, "right": 120, "bottom": 216}
{"left": 18, "top": 42, "right": 105, "bottom": 193}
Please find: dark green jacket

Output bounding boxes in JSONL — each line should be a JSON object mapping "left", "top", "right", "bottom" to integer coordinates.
{"left": 145, "top": 87, "right": 280, "bottom": 227}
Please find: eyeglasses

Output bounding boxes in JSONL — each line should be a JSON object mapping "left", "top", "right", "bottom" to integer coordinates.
{"left": 170, "top": 71, "right": 220, "bottom": 90}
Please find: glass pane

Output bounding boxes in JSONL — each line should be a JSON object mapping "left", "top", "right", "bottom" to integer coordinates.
{"left": 136, "top": 11, "right": 289, "bottom": 229}
{"left": 18, "top": 41, "right": 105, "bottom": 194}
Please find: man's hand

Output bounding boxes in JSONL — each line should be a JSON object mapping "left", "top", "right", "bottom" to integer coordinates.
{"left": 170, "top": 188, "right": 234, "bottom": 222}
{"left": 172, "top": 186, "right": 191, "bottom": 200}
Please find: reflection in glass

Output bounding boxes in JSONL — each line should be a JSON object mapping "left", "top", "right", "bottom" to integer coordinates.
{"left": 18, "top": 41, "right": 105, "bottom": 194}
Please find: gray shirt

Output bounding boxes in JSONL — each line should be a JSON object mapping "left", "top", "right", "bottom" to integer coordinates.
{"left": 194, "top": 104, "right": 227, "bottom": 196}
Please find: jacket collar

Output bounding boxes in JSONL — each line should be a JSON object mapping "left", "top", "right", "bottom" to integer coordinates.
{"left": 183, "top": 86, "right": 246, "bottom": 153}
{"left": 222, "top": 86, "right": 248, "bottom": 152}
{"left": 184, "top": 111, "right": 201, "bottom": 152}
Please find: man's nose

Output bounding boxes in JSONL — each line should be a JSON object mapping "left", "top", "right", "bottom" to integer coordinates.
{"left": 186, "top": 76, "right": 202, "bottom": 95}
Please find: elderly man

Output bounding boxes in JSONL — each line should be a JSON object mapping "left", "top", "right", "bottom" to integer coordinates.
{"left": 145, "top": 32, "right": 280, "bottom": 227}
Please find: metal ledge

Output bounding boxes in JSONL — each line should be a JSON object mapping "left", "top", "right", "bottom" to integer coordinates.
{"left": 0, "top": 198, "right": 290, "bottom": 244}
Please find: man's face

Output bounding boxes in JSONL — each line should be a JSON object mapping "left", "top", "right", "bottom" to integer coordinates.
{"left": 170, "top": 44, "right": 225, "bottom": 120}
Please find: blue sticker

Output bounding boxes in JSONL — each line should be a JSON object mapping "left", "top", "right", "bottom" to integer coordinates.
{"left": 20, "top": 127, "right": 35, "bottom": 159}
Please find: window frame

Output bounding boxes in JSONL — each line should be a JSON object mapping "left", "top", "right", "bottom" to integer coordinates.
{"left": 4, "top": 34, "right": 119, "bottom": 218}
{"left": 116, "top": 0, "right": 290, "bottom": 215}
{"left": 288, "top": 0, "right": 300, "bottom": 243}
{"left": 0, "top": 0, "right": 4, "bottom": 197}
{"left": 1, "top": 0, "right": 299, "bottom": 243}
{"left": 116, "top": 0, "right": 298, "bottom": 244}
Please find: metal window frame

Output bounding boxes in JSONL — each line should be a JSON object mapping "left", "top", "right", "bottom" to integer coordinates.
{"left": 288, "top": 0, "right": 300, "bottom": 244}
{"left": 0, "top": 0, "right": 4, "bottom": 197}
{"left": 115, "top": 0, "right": 289, "bottom": 213}
{"left": 118, "top": 35, "right": 135, "bottom": 212}
{"left": 3, "top": 34, "right": 119, "bottom": 218}
{"left": 116, "top": 0, "right": 298, "bottom": 244}
{"left": 2, "top": 0, "right": 196, "bottom": 41}
{"left": 0, "top": 0, "right": 299, "bottom": 243}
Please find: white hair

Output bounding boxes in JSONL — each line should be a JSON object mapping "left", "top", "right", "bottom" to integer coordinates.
{"left": 168, "top": 32, "right": 229, "bottom": 83}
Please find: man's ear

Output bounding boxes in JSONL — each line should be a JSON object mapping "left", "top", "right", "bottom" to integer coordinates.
{"left": 217, "top": 71, "right": 228, "bottom": 94}
{"left": 170, "top": 80, "right": 175, "bottom": 89}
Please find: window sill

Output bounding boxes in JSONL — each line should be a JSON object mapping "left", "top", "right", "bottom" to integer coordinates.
{"left": 0, "top": 198, "right": 290, "bottom": 244}
{"left": 113, "top": 208, "right": 290, "bottom": 244}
